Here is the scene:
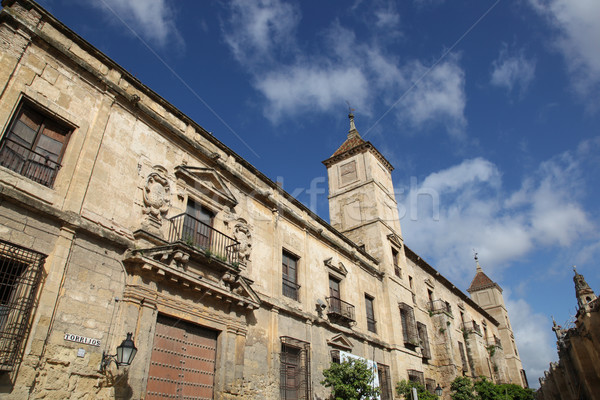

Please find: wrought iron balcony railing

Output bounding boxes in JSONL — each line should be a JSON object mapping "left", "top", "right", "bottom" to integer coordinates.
{"left": 326, "top": 297, "right": 356, "bottom": 323}
{"left": 428, "top": 299, "right": 452, "bottom": 316}
{"left": 167, "top": 213, "right": 241, "bottom": 266}
{"left": 0, "top": 138, "right": 61, "bottom": 187}
{"left": 282, "top": 276, "right": 300, "bottom": 301}
{"left": 367, "top": 316, "right": 377, "bottom": 333}
{"left": 462, "top": 320, "right": 482, "bottom": 335}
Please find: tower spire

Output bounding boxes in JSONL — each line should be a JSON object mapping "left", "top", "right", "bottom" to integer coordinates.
{"left": 474, "top": 251, "right": 482, "bottom": 273}
{"left": 347, "top": 106, "right": 360, "bottom": 139}
{"left": 572, "top": 265, "right": 596, "bottom": 311}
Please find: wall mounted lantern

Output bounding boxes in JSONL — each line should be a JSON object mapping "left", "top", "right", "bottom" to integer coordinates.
{"left": 435, "top": 384, "right": 443, "bottom": 397}
{"left": 100, "top": 332, "right": 138, "bottom": 372}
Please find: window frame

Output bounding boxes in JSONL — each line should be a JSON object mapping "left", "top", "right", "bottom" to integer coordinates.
{"left": 280, "top": 336, "right": 311, "bottom": 400}
{"left": 399, "top": 302, "right": 419, "bottom": 347}
{"left": 282, "top": 250, "right": 300, "bottom": 301}
{"left": 0, "top": 239, "right": 46, "bottom": 371}
{"left": 0, "top": 100, "right": 73, "bottom": 187}
{"left": 365, "top": 294, "right": 376, "bottom": 333}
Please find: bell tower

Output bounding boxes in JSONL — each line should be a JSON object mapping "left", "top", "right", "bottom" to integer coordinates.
{"left": 468, "top": 254, "right": 525, "bottom": 386}
{"left": 322, "top": 112, "right": 402, "bottom": 260}
{"left": 573, "top": 266, "right": 596, "bottom": 312}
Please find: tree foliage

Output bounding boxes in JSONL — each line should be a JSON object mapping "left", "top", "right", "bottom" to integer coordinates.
{"left": 321, "top": 359, "right": 379, "bottom": 400}
{"left": 450, "top": 377, "right": 534, "bottom": 400}
{"left": 396, "top": 380, "right": 438, "bottom": 400}
{"left": 450, "top": 376, "right": 476, "bottom": 400}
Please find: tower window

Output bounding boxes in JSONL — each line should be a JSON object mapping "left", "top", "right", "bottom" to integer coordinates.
{"left": 339, "top": 161, "right": 357, "bottom": 186}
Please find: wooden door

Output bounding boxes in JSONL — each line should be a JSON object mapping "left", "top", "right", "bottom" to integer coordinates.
{"left": 145, "top": 315, "right": 218, "bottom": 399}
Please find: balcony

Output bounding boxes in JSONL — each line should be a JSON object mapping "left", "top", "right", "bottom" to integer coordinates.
{"left": 167, "top": 213, "right": 242, "bottom": 267}
{"left": 0, "top": 138, "right": 61, "bottom": 187}
{"left": 326, "top": 297, "right": 356, "bottom": 324}
{"left": 428, "top": 299, "right": 452, "bottom": 316}
{"left": 462, "top": 320, "right": 482, "bottom": 335}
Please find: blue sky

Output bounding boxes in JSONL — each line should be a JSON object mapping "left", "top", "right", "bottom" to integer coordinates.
{"left": 31, "top": 0, "right": 600, "bottom": 388}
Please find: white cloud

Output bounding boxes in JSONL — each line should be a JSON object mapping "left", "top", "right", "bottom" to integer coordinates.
{"left": 221, "top": 0, "right": 467, "bottom": 137}
{"left": 490, "top": 46, "right": 536, "bottom": 95}
{"left": 506, "top": 296, "right": 557, "bottom": 388}
{"left": 94, "top": 0, "right": 180, "bottom": 47}
{"left": 223, "top": 0, "right": 300, "bottom": 65}
{"left": 529, "top": 0, "right": 600, "bottom": 102}
{"left": 398, "top": 58, "right": 467, "bottom": 137}
{"left": 256, "top": 65, "right": 370, "bottom": 123}
{"left": 400, "top": 144, "right": 594, "bottom": 282}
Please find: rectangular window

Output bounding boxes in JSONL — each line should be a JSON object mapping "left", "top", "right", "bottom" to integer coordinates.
{"left": 417, "top": 322, "right": 431, "bottom": 360}
{"left": 365, "top": 295, "right": 376, "bottom": 333}
{"left": 282, "top": 251, "right": 299, "bottom": 301}
{"left": 280, "top": 337, "right": 311, "bottom": 400}
{"left": 458, "top": 341, "right": 469, "bottom": 372}
{"left": 339, "top": 160, "right": 357, "bottom": 185}
{"left": 392, "top": 247, "right": 401, "bottom": 278}
{"left": 407, "top": 369, "right": 424, "bottom": 385}
{"left": 328, "top": 276, "right": 341, "bottom": 313}
{"left": 399, "top": 302, "right": 418, "bottom": 347}
{"left": 0, "top": 239, "right": 46, "bottom": 371}
{"left": 378, "top": 363, "right": 392, "bottom": 400}
{"left": 0, "top": 102, "right": 72, "bottom": 187}
{"left": 425, "top": 379, "right": 436, "bottom": 394}
{"left": 183, "top": 199, "right": 214, "bottom": 250}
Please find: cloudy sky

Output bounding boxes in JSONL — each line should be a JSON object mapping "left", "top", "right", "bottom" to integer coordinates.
{"left": 32, "top": 0, "right": 600, "bottom": 388}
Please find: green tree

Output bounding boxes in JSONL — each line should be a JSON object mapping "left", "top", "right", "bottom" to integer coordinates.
{"left": 396, "top": 380, "right": 438, "bottom": 400}
{"left": 450, "top": 376, "right": 535, "bottom": 400}
{"left": 473, "top": 377, "right": 500, "bottom": 400}
{"left": 321, "top": 359, "right": 379, "bottom": 400}
{"left": 450, "top": 376, "right": 476, "bottom": 400}
{"left": 495, "top": 383, "right": 535, "bottom": 400}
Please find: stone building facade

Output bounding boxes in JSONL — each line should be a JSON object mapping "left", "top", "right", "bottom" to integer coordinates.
{"left": 0, "top": 1, "right": 525, "bottom": 399}
{"left": 536, "top": 270, "right": 600, "bottom": 400}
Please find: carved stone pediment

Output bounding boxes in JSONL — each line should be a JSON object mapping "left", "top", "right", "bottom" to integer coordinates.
{"left": 175, "top": 166, "right": 237, "bottom": 208}
{"left": 123, "top": 244, "right": 260, "bottom": 310}
{"left": 324, "top": 257, "right": 348, "bottom": 277}
{"left": 387, "top": 233, "right": 403, "bottom": 248}
{"left": 327, "top": 333, "right": 353, "bottom": 351}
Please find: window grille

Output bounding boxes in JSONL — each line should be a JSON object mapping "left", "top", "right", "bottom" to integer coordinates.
{"left": 0, "top": 101, "right": 72, "bottom": 187}
{"left": 458, "top": 341, "right": 469, "bottom": 373}
{"left": 399, "top": 302, "right": 418, "bottom": 347}
{"left": 407, "top": 369, "right": 424, "bottom": 385}
{"left": 280, "top": 337, "right": 311, "bottom": 400}
{"left": 417, "top": 322, "right": 431, "bottom": 360}
{"left": 378, "top": 363, "right": 393, "bottom": 400}
{"left": 425, "top": 378, "right": 436, "bottom": 394}
{"left": 0, "top": 239, "right": 46, "bottom": 371}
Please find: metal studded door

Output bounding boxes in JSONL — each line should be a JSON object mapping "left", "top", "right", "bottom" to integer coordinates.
{"left": 145, "top": 315, "right": 218, "bottom": 399}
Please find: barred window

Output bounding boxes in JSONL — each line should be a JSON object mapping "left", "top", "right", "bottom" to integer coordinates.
{"left": 378, "top": 363, "right": 393, "bottom": 400}
{"left": 399, "top": 302, "right": 418, "bottom": 347}
{"left": 425, "top": 378, "right": 436, "bottom": 394}
{"left": 280, "top": 337, "right": 311, "bottom": 400}
{"left": 0, "top": 239, "right": 45, "bottom": 371}
{"left": 407, "top": 369, "right": 424, "bottom": 385}
{"left": 0, "top": 101, "right": 72, "bottom": 187}
{"left": 417, "top": 322, "right": 431, "bottom": 360}
{"left": 458, "top": 341, "right": 469, "bottom": 373}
